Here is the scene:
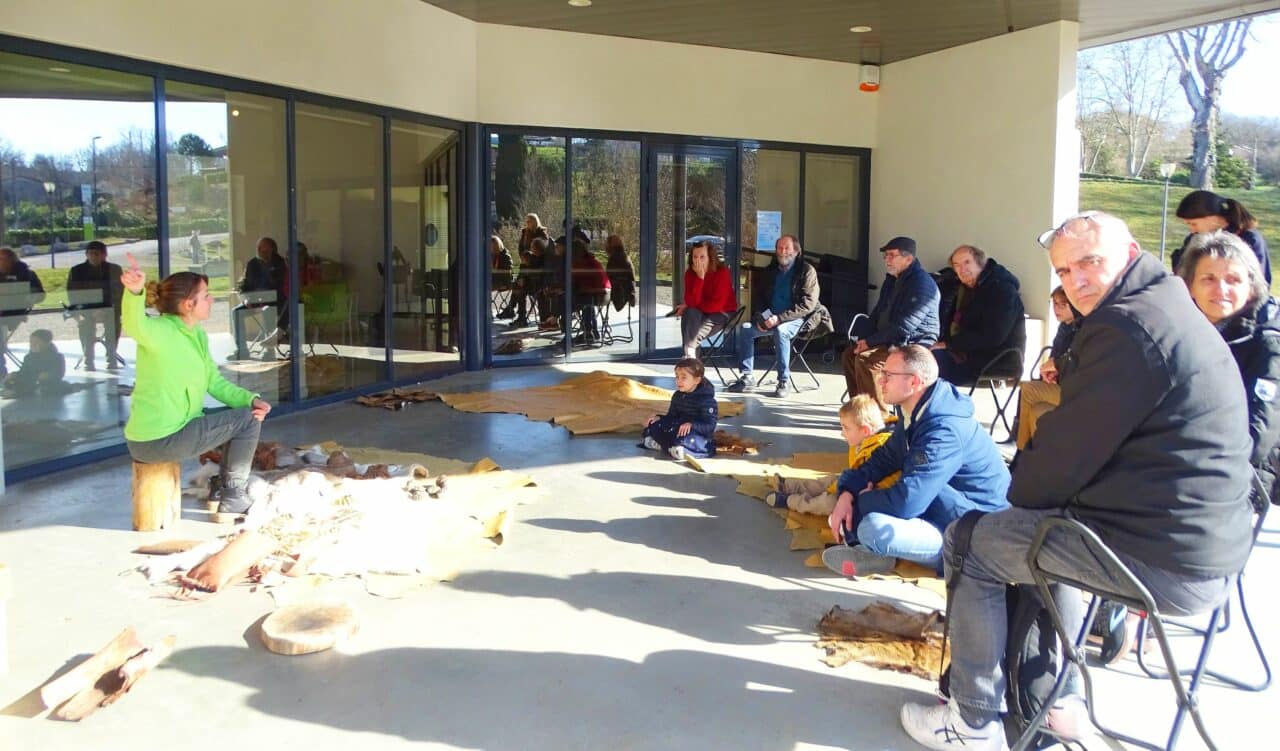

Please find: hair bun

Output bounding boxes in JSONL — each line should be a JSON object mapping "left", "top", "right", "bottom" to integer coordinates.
{"left": 144, "top": 280, "right": 160, "bottom": 308}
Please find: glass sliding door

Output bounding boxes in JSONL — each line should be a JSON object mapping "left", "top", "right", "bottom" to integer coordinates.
{"left": 647, "top": 145, "right": 736, "bottom": 356}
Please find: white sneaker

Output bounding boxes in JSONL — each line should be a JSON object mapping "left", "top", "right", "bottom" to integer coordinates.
{"left": 642, "top": 436, "right": 661, "bottom": 451}
{"left": 668, "top": 445, "right": 687, "bottom": 461}
{"left": 900, "top": 700, "right": 1009, "bottom": 751}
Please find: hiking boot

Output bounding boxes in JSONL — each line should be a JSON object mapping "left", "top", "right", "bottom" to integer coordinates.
{"left": 900, "top": 700, "right": 1009, "bottom": 751}
{"left": 725, "top": 375, "right": 754, "bottom": 393}
{"left": 822, "top": 544, "right": 897, "bottom": 578}
{"left": 214, "top": 487, "right": 253, "bottom": 516}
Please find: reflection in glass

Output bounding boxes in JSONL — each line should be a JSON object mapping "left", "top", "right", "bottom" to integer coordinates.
{"left": 165, "top": 82, "right": 290, "bottom": 405}
{"left": 654, "top": 152, "right": 727, "bottom": 353}
{"left": 570, "top": 138, "right": 639, "bottom": 358}
{"left": 0, "top": 50, "right": 155, "bottom": 471}
{"left": 489, "top": 133, "right": 565, "bottom": 361}
{"left": 741, "top": 148, "right": 800, "bottom": 255}
{"left": 389, "top": 119, "right": 460, "bottom": 379}
{"left": 295, "top": 102, "right": 385, "bottom": 397}
{"left": 804, "top": 152, "right": 861, "bottom": 259}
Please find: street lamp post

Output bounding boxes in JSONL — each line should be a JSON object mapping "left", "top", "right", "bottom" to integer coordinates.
{"left": 1158, "top": 163, "right": 1177, "bottom": 266}
{"left": 91, "top": 135, "right": 102, "bottom": 230}
{"left": 43, "top": 180, "right": 56, "bottom": 269}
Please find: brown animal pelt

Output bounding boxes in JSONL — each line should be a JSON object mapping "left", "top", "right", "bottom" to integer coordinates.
{"left": 198, "top": 441, "right": 281, "bottom": 472}
{"left": 713, "top": 430, "right": 765, "bottom": 456}
{"left": 815, "top": 602, "right": 949, "bottom": 680}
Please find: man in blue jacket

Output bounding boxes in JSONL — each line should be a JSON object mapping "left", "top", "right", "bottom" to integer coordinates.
{"left": 825, "top": 344, "right": 1009, "bottom": 576}
{"left": 843, "top": 237, "right": 940, "bottom": 413}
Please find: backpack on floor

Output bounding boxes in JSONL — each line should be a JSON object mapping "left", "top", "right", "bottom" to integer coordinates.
{"left": 938, "top": 510, "right": 1063, "bottom": 750}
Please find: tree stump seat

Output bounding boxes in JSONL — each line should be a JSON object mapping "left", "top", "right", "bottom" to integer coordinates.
{"left": 131, "top": 461, "right": 180, "bottom": 531}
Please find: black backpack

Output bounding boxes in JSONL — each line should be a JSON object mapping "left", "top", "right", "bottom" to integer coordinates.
{"left": 938, "top": 510, "right": 1064, "bottom": 750}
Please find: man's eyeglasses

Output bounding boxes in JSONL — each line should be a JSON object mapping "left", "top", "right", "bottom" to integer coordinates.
{"left": 1037, "top": 211, "right": 1103, "bottom": 249}
{"left": 882, "top": 250, "right": 904, "bottom": 261}
{"left": 878, "top": 370, "right": 915, "bottom": 380}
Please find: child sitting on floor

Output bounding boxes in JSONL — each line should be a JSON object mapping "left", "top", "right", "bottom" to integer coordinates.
{"left": 641, "top": 357, "right": 719, "bottom": 461}
{"left": 767, "top": 394, "right": 899, "bottom": 514}
{"left": 2, "top": 329, "right": 66, "bottom": 396}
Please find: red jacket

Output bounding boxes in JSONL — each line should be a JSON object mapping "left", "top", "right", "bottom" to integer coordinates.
{"left": 683, "top": 266, "right": 736, "bottom": 314}
{"left": 571, "top": 253, "right": 611, "bottom": 294}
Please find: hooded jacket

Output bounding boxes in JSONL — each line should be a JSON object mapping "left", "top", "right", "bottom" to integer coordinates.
{"left": 836, "top": 380, "right": 1010, "bottom": 531}
{"left": 663, "top": 377, "right": 719, "bottom": 437}
{"left": 1221, "top": 295, "right": 1280, "bottom": 505}
{"left": 940, "top": 258, "right": 1026, "bottom": 371}
{"left": 865, "top": 259, "right": 940, "bottom": 348}
{"left": 1011, "top": 252, "right": 1253, "bottom": 578}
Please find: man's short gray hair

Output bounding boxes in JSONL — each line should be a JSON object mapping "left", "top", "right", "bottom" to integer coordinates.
{"left": 1176, "top": 230, "right": 1269, "bottom": 308}
{"left": 894, "top": 344, "right": 939, "bottom": 386}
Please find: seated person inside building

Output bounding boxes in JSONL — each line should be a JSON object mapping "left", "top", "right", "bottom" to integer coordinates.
{"left": 931, "top": 244, "right": 1026, "bottom": 383}
{"left": 1, "top": 329, "right": 65, "bottom": 397}
{"left": 675, "top": 238, "right": 736, "bottom": 359}
{"left": 538, "top": 236, "right": 568, "bottom": 330}
{"left": 0, "top": 246, "right": 47, "bottom": 376}
{"left": 570, "top": 239, "right": 611, "bottom": 345}
{"left": 490, "top": 234, "right": 516, "bottom": 315}
{"left": 66, "top": 240, "right": 124, "bottom": 371}
{"left": 232, "top": 236, "right": 289, "bottom": 357}
{"left": 1014, "top": 286, "right": 1079, "bottom": 450}
{"left": 605, "top": 234, "right": 636, "bottom": 313}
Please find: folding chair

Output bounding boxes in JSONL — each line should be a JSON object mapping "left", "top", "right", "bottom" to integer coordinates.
{"left": 608, "top": 300, "right": 635, "bottom": 344}
{"left": 701, "top": 307, "right": 746, "bottom": 387}
{"left": 755, "top": 306, "right": 832, "bottom": 393}
{"left": 1013, "top": 516, "right": 1235, "bottom": 751}
{"left": 963, "top": 347, "right": 1024, "bottom": 440}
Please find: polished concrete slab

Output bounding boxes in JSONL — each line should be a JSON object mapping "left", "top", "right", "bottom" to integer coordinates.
{"left": 0, "top": 360, "right": 1274, "bottom": 750}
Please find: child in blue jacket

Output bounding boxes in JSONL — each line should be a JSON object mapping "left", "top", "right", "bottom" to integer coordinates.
{"left": 641, "top": 357, "right": 719, "bottom": 460}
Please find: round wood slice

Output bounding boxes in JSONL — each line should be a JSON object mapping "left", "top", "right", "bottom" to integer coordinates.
{"left": 260, "top": 599, "right": 359, "bottom": 655}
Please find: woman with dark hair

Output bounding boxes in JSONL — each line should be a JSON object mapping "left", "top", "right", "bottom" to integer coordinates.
{"left": 604, "top": 234, "right": 636, "bottom": 312}
{"left": 570, "top": 240, "right": 611, "bottom": 345}
{"left": 675, "top": 239, "right": 736, "bottom": 359}
{"left": 1178, "top": 230, "right": 1280, "bottom": 508}
{"left": 1171, "top": 190, "right": 1270, "bottom": 283}
{"left": 120, "top": 253, "right": 271, "bottom": 516}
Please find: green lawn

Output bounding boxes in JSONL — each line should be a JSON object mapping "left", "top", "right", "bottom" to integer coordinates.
{"left": 1079, "top": 180, "right": 1280, "bottom": 291}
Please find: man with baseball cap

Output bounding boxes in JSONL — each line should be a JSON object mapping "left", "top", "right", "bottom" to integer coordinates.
{"left": 842, "top": 236, "right": 940, "bottom": 412}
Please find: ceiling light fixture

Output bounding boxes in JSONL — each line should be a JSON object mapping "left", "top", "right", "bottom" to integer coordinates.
{"left": 231, "top": 109, "right": 241, "bottom": 117}
{"left": 568, "top": 0, "right": 593, "bottom": 7}
{"left": 849, "top": 26, "right": 873, "bottom": 33}
{"left": 48, "top": 66, "right": 72, "bottom": 73}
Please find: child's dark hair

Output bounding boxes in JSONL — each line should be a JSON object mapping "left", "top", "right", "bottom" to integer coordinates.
{"left": 146, "top": 271, "right": 209, "bottom": 315}
{"left": 1176, "top": 190, "right": 1258, "bottom": 233}
{"left": 675, "top": 357, "right": 704, "bottom": 380}
{"left": 30, "top": 329, "right": 54, "bottom": 346}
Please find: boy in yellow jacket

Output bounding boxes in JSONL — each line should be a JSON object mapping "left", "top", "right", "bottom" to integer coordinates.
{"left": 767, "top": 394, "right": 900, "bottom": 515}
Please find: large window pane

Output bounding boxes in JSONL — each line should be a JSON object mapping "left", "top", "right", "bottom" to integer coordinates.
{"left": 489, "top": 133, "right": 565, "bottom": 362}
{"left": 165, "top": 82, "right": 290, "bottom": 405}
{"left": 655, "top": 152, "right": 728, "bottom": 353}
{"left": 570, "top": 137, "right": 639, "bottom": 358}
{"left": 741, "top": 147, "right": 800, "bottom": 254}
{"left": 389, "top": 119, "right": 460, "bottom": 379}
{"left": 803, "top": 152, "right": 862, "bottom": 259}
{"left": 295, "top": 102, "right": 385, "bottom": 397}
{"left": 0, "top": 50, "right": 155, "bottom": 471}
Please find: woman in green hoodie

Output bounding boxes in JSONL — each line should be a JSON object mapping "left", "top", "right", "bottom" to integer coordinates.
{"left": 120, "top": 253, "right": 271, "bottom": 515}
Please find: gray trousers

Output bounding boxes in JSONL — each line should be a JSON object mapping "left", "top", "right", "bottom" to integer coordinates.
{"left": 946, "top": 505, "right": 1231, "bottom": 722}
{"left": 127, "top": 408, "right": 261, "bottom": 490}
{"left": 681, "top": 309, "right": 730, "bottom": 359}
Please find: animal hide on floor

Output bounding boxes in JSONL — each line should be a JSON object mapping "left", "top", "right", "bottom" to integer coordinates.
{"left": 815, "top": 601, "right": 949, "bottom": 681}
{"left": 433, "top": 370, "right": 744, "bottom": 435}
{"left": 712, "top": 430, "right": 765, "bottom": 456}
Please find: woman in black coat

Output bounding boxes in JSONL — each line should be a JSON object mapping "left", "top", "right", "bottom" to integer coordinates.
{"left": 1178, "top": 230, "right": 1280, "bottom": 509}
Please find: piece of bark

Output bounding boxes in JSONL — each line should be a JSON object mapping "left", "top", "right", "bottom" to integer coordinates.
{"left": 53, "top": 634, "right": 176, "bottom": 720}
{"left": 104, "top": 635, "right": 176, "bottom": 706}
{"left": 40, "top": 628, "right": 144, "bottom": 710}
{"left": 260, "top": 599, "right": 359, "bottom": 655}
{"left": 132, "top": 539, "right": 205, "bottom": 555}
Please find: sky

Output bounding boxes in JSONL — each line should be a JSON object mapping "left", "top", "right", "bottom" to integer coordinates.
{"left": 2, "top": 12, "right": 1279, "bottom": 163}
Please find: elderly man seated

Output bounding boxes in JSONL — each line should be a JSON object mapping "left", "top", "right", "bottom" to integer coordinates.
{"left": 843, "top": 237, "right": 940, "bottom": 413}
{"left": 898, "top": 212, "right": 1254, "bottom": 750}
{"left": 932, "top": 244, "right": 1026, "bottom": 383}
{"left": 825, "top": 344, "right": 1010, "bottom": 576}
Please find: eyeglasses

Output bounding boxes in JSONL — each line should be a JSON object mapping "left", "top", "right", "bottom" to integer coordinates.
{"left": 882, "top": 250, "right": 904, "bottom": 261}
{"left": 878, "top": 370, "right": 915, "bottom": 381}
{"left": 1037, "top": 211, "right": 1103, "bottom": 249}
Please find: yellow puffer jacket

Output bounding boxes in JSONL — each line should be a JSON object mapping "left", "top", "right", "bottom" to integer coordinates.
{"left": 826, "top": 429, "right": 900, "bottom": 495}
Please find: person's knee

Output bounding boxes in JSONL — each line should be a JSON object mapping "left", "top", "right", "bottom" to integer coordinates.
{"left": 857, "top": 513, "right": 897, "bottom": 554}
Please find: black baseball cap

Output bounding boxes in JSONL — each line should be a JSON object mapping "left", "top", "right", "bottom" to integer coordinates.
{"left": 879, "top": 236, "right": 917, "bottom": 255}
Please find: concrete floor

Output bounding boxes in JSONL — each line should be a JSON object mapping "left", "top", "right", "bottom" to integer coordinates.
{"left": 0, "top": 360, "right": 1275, "bottom": 750}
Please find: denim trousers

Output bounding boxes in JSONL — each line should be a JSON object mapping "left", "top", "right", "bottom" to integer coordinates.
{"left": 736, "top": 317, "right": 803, "bottom": 382}
{"left": 857, "top": 511, "right": 946, "bottom": 570}
{"left": 945, "top": 505, "right": 1231, "bottom": 721}
{"left": 127, "top": 408, "right": 262, "bottom": 490}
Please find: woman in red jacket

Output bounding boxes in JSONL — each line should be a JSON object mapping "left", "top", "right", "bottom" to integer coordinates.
{"left": 675, "top": 239, "right": 736, "bottom": 358}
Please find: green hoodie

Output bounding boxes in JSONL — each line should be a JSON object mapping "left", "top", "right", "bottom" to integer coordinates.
{"left": 121, "top": 290, "right": 256, "bottom": 442}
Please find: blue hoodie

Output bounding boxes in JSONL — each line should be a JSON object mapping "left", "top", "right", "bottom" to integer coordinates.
{"left": 837, "top": 380, "right": 1009, "bottom": 530}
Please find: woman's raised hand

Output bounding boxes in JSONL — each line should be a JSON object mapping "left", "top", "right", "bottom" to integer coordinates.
{"left": 121, "top": 252, "right": 145, "bottom": 294}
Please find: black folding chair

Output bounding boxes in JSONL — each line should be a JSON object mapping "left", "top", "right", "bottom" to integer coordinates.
{"left": 755, "top": 305, "right": 832, "bottom": 393}
{"left": 701, "top": 307, "right": 746, "bottom": 387}
{"left": 962, "top": 347, "right": 1024, "bottom": 440}
{"left": 1014, "top": 516, "right": 1234, "bottom": 751}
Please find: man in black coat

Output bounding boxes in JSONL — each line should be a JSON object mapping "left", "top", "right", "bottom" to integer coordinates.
{"left": 900, "top": 212, "right": 1255, "bottom": 749}
{"left": 0, "top": 246, "right": 47, "bottom": 375}
{"left": 932, "top": 244, "right": 1026, "bottom": 383}
{"left": 233, "top": 236, "right": 289, "bottom": 358}
{"left": 842, "top": 236, "right": 939, "bottom": 412}
{"left": 66, "top": 241, "right": 124, "bottom": 371}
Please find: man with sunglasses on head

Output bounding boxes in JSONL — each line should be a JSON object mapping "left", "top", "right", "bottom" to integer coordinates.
{"left": 898, "top": 211, "right": 1253, "bottom": 750}
{"left": 843, "top": 236, "right": 940, "bottom": 414}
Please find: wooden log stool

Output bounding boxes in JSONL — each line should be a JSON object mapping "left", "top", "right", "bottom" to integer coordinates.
{"left": 131, "top": 461, "right": 181, "bottom": 531}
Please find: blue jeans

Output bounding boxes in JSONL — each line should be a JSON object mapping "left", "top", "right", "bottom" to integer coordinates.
{"left": 735, "top": 317, "right": 804, "bottom": 383}
{"left": 944, "top": 506, "right": 1231, "bottom": 723}
{"left": 857, "top": 512, "right": 945, "bottom": 570}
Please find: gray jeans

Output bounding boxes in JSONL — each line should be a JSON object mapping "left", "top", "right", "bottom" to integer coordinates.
{"left": 681, "top": 309, "right": 730, "bottom": 359}
{"left": 127, "top": 408, "right": 261, "bottom": 490}
{"left": 945, "top": 506, "right": 1231, "bottom": 720}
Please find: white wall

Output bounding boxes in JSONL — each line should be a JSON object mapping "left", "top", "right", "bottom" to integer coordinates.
{"left": 870, "top": 21, "right": 1080, "bottom": 324}
{"left": 476, "top": 24, "right": 876, "bottom": 147}
{"left": 0, "top": 0, "right": 479, "bottom": 121}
